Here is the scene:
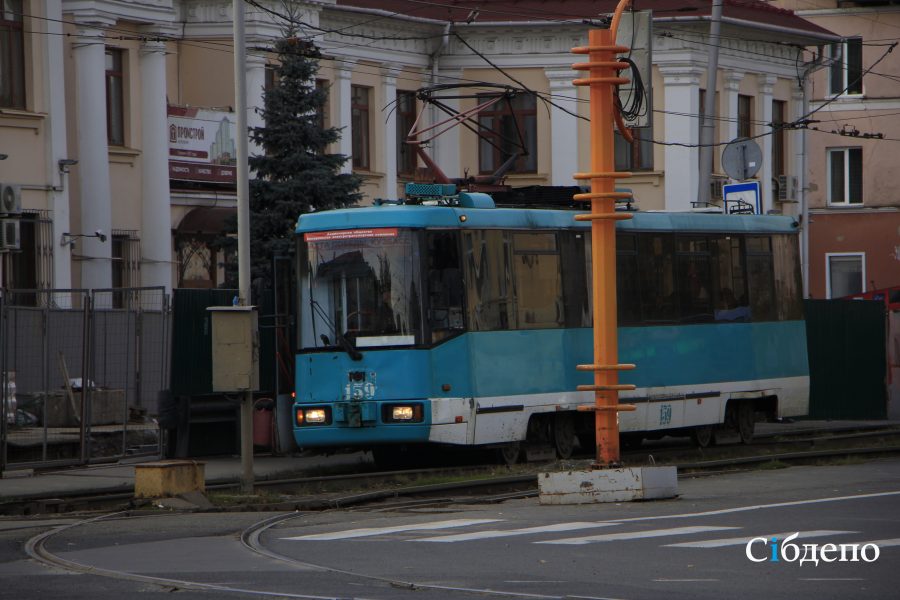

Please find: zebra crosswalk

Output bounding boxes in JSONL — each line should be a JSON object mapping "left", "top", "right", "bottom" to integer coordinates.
{"left": 281, "top": 518, "right": 501, "bottom": 541}
{"left": 280, "top": 518, "right": 878, "bottom": 549}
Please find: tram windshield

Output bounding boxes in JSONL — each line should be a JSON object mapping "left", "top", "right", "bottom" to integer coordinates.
{"left": 299, "top": 228, "right": 423, "bottom": 349}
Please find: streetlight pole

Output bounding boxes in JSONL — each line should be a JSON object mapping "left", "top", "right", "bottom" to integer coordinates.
{"left": 233, "top": 0, "right": 254, "bottom": 494}
{"left": 698, "top": 0, "right": 724, "bottom": 207}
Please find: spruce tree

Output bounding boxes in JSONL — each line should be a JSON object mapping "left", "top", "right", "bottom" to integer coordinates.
{"left": 225, "top": 35, "right": 361, "bottom": 288}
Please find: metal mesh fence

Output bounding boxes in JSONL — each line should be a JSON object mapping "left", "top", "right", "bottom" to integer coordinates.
{"left": 1, "top": 288, "right": 170, "bottom": 471}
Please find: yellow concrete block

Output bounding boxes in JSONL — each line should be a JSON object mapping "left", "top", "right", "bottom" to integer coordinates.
{"left": 134, "top": 460, "right": 206, "bottom": 499}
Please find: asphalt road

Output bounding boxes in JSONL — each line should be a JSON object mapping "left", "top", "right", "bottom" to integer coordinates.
{"left": 1, "top": 458, "right": 899, "bottom": 600}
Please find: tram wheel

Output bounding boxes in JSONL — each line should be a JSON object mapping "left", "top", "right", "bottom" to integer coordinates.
{"left": 620, "top": 434, "right": 643, "bottom": 451}
{"left": 691, "top": 425, "right": 715, "bottom": 448}
{"left": 372, "top": 445, "right": 413, "bottom": 469}
{"left": 497, "top": 442, "right": 521, "bottom": 466}
{"left": 737, "top": 402, "right": 755, "bottom": 444}
{"left": 553, "top": 413, "right": 577, "bottom": 459}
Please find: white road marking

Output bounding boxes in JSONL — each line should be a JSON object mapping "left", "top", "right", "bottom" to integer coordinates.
{"left": 652, "top": 579, "right": 720, "bottom": 582}
{"left": 414, "top": 522, "right": 620, "bottom": 542}
{"left": 664, "top": 530, "right": 856, "bottom": 548}
{"left": 799, "top": 578, "right": 866, "bottom": 582}
{"left": 537, "top": 526, "right": 739, "bottom": 546}
{"left": 597, "top": 490, "right": 900, "bottom": 525}
{"left": 281, "top": 519, "right": 501, "bottom": 541}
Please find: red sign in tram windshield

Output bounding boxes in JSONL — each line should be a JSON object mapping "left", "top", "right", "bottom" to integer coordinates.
{"left": 304, "top": 228, "right": 399, "bottom": 242}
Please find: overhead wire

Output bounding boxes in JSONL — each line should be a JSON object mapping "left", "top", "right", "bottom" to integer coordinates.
{"left": 12, "top": 1, "right": 900, "bottom": 148}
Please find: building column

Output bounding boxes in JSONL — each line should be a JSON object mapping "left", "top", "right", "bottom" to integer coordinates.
{"left": 44, "top": 0, "right": 71, "bottom": 288}
{"left": 723, "top": 71, "right": 743, "bottom": 146}
{"left": 788, "top": 84, "right": 805, "bottom": 221}
{"left": 139, "top": 37, "right": 172, "bottom": 293}
{"left": 381, "top": 68, "right": 398, "bottom": 198}
{"left": 73, "top": 23, "right": 113, "bottom": 290}
{"left": 432, "top": 69, "right": 461, "bottom": 181}
{"left": 661, "top": 65, "right": 703, "bottom": 211}
{"left": 759, "top": 75, "right": 776, "bottom": 214}
{"left": 546, "top": 67, "right": 579, "bottom": 186}
{"left": 335, "top": 60, "right": 354, "bottom": 174}
{"left": 246, "top": 53, "right": 267, "bottom": 160}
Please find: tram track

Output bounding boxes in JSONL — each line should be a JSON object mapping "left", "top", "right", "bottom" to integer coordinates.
{"left": 4, "top": 425, "right": 900, "bottom": 516}
{"left": 17, "top": 429, "right": 900, "bottom": 599}
{"left": 22, "top": 441, "right": 900, "bottom": 600}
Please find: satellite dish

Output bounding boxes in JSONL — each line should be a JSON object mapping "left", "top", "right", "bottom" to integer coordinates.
{"left": 721, "top": 137, "right": 762, "bottom": 181}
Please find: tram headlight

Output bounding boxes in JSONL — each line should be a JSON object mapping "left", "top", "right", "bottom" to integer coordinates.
{"left": 383, "top": 403, "right": 424, "bottom": 423}
{"left": 296, "top": 406, "right": 331, "bottom": 426}
{"left": 392, "top": 406, "right": 414, "bottom": 421}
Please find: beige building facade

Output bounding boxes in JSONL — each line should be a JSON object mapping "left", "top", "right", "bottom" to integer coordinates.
{"left": 776, "top": 0, "right": 900, "bottom": 298}
{"left": 0, "top": 1, "right": 836, "bottom": 296}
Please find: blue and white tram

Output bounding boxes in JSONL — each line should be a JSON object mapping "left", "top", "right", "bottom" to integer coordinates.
{"left": 292, "top": 193, "right": 808, "bottom": 462}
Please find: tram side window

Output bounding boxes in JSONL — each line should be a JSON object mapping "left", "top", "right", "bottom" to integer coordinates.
{"left": 638, "top": 234, "right": 678, "bottom": 323}
{"left": 512, "top": 232, "right": 563, "bottom": 329}
{"left": 675, "top": 236, "right": 714, "bottom": 323}
{"left": 616, "top": 233, "right": 641, "bottom": 326}
{"left": 426, "top": 231, "right": 465, "bottom": 343}
{"left": 746, "top": 236, "right": 777, "bottom": 322}
{"left": 712, "top": 235, "right": 750, "bottom": 322}
{"left": 560, "top": 232, "right": 590, "bottom": 327}
{"left": 462, "top": 230, "right": 515, "bottom": 331}
{"left": 772, "top": 234, "right": 803, "bottom": 321}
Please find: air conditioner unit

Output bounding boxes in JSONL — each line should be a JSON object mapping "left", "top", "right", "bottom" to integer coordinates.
{"left": 710, "top": 178, "right": 726, "bottom": 201}
{"left": 777, "top": 175, "right": 798, "bottom": 202}
{"left": 0, "top": 183, "right": 22, "bottom": 215}
{"left": 0, "top": 219, "right": 20, "bottom": 251}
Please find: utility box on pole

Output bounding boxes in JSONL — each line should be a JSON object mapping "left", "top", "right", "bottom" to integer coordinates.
{"left": 208, "top": 306, "right": 259, "bottom": 392}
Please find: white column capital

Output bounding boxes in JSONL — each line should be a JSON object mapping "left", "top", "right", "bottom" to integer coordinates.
{"left": 73, "top": 23, "right": 107, "bottom": 44}
{"left": 723, "top": 70, "right": 744, "bottom": 92}
{"left": 246, "top": 53, "right": 268, "bottom": 68}
{"left": 380, "top": 66, "right": 402, "bottom": 83}
{"left": 139, "top": 23, "right": 178, "bottom": 42}
{"left": 335, "top": 59, "right": 357, "bottom": 79}
{"left": 659, "top": 64, "right": 704, "bottom": 87}
{"left": 544, "top": 67, "right": 578, "bottom": 89}
{"left": 759, "top": 74, "right": 778, "bottom": 96}
{"left": 139, "top": 38, "right": 167, "bottom": 55}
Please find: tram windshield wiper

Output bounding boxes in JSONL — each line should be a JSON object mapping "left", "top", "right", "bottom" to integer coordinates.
{"left": 310, "top": 299, "right": 363, "bottom": 361}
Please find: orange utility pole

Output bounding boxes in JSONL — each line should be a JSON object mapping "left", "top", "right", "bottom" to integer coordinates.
{"left": 571, "top": 2, "right": 637, "bottom": 469}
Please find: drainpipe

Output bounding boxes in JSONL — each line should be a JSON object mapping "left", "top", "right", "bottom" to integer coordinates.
{"left": 799, "top": 45, "right": 829, "bottom": 299}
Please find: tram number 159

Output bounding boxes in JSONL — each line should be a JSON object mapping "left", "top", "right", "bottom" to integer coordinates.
{"left": 659, "top": 404, "right": 672, "bottom": 426}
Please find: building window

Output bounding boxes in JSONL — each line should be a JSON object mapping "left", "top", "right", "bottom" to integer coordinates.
{"left": 738, "top": 95, "right": 753, "bottom": 139}
{"left": 478, "top": 92, "right": 537, "bottom": 174}
{"left": 0, "top": 211, "right": 52, "bottom": 305}
{"left": 772, "top": 100, "right": 786, "bottom": 177}
{"left": 827, "top": 147, "right": 863, "bottom": 205}
{"left": 111, "top": 231, "right": 140, "bottom": 308}
{"left": 829, "top": 38, "right": 863, "bottom": 96}
{"left": 397, "top": 90, "right": 417, "bottom": 176}
{"left": 0, "top": 0, "right": 25, "bottom": 109}
{"left": 106, "top": 48, "right": 125, "bottom": 146}
{"left": 351, "top": 85, "right": 370, "bottom": 170}
{"left": 827, "top": 253, "right": 864, "bottom": 299}
{"left": 615, "top": 130, "right": 653, "bottom": 171}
